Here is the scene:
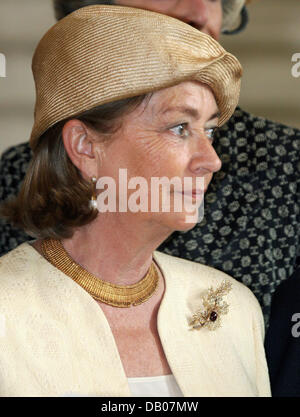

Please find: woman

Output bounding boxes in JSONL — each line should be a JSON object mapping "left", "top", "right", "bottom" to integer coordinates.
{"left": 0, "top": 5, "right": 270, "bottom": 396}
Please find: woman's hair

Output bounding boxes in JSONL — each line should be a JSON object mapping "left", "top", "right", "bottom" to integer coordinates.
{"left": 53, "top": 0, "right": 115, "bottom": 20}
{"left": 0, "top": 95, "right": 145, "bottom": 239}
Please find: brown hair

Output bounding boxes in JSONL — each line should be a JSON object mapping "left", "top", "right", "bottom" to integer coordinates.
{"left": 0, "top": 95, "right": 145, "bottom": 239}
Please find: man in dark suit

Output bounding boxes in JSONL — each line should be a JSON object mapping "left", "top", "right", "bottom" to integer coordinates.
{"left": 265, "top": 266, "right": 300, "bottom": 396}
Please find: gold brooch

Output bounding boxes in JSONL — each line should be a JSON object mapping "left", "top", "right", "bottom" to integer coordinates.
{"left": 189, "top": 280, "right": 232, "bottom": 331}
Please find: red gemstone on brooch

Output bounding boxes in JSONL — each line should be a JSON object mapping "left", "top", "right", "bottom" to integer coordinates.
{"left": 210, "top": 311, "right": 218, "bottom": 322}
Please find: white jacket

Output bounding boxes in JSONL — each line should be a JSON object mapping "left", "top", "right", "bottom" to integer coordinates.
{"left": 0, "top": 242, "right": 271, "bottom": 397}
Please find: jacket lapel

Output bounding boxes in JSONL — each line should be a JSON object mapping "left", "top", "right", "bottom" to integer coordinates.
{"left": 154, "top": 251, "right": 257, "bottom": 397}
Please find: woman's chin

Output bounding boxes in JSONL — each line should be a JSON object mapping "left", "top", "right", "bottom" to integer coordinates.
{"left": 161, "top": 211, "right": 200, "bottom": 233}
{"left": 174, "top": 219, "right": 198, "bottom": 232}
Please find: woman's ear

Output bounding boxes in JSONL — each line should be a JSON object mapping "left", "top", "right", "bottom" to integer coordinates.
{"left": 62, "top": 119, "right": 99, "bottom": 179}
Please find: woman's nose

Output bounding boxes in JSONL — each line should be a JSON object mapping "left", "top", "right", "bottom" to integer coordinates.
{"left": 171, "top": 0, "right": 209, "bottom": 30}
{"left": 188, "top": 135, "right": 222, "bottom": 175}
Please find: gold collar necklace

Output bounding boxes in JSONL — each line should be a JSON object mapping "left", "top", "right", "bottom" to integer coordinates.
{"left": 41, "top": 238, "right": 159, "bottom": 308}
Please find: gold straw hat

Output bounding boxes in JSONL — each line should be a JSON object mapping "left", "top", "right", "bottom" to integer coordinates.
{"left": 30, "top": 5, "right": 242, "bottom": 149}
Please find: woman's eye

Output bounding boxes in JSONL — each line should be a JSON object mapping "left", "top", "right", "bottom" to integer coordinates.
{"left": 206, "top": 127, "right": 217, "bottom": 140}
{"left": 170, "top": 123, "right": 189, "bottom": 138}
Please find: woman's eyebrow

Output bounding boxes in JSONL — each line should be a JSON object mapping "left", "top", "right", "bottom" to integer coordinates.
{"left": 161, "top": 106, "right": 220, "bottom": 121}
{"left": 208, "top": 110, "right": 221, "bottom": 121}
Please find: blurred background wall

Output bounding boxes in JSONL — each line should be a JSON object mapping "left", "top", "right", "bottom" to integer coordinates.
{"left": 221, "top": 0, "right": 300, "bottom": 129}
{"left": 0, "top": 0, "right": 299, "bottom": 156}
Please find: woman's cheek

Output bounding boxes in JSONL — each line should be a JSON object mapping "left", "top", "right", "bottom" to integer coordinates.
{"left": 130, "top": 133, "right": 175, "bottom": 177}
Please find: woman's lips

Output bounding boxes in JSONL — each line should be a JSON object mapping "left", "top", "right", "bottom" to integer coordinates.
{"left": 179, "top": 190, "right": 206, "bottom": 200}
{"left": 192, "top": 192, "right": 205, "bottom": 200}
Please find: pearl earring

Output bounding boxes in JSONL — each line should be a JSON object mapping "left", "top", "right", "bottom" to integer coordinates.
{"left": 90, "top": 176, "right": 98, "bottom": 209}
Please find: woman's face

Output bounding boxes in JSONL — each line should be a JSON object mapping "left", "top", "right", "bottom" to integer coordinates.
{"left": 95, "top": 81, "right": 221, "bottom": 232}
{"left": 116, "top": 0, "right": 223, "bottom": 40}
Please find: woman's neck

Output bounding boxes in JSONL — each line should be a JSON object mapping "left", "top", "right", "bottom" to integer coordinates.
{"left": 61, "top": 212, "right": 171, "bottom": 286}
